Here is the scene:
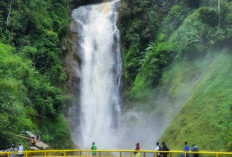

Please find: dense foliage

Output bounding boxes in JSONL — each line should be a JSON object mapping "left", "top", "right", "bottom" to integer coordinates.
{"left": 0, "top": 0, "right": 74, "bottom": 149}
{"left": 1, "top": 0, "right": 232, "bottom": 151}
{"left": 119, "top": 0, "right": 232, "bottom": 151}
{"left": 120, "top": 0, "right": 232, "bottom": 96}
{"left": 119, "top": 0, "right": 174, "bottom": 87}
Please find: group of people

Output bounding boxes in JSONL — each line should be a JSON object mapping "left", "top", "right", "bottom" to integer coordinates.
{"left": 135, "top": 142, "right": 170, "bottom": 157}
{"left": 10, "top": 141, "right": 199, "bottom": 157}
{"left": 90, "top": 141, "right": 170, "bottom": 157}
{"left": 182, "top": 141, "right": 199, "bottom": 157}
{"left": 90, "top": 141, "right": 199, "bottom": 157}
{"left": 155, "top": 141, "right": 199, "bottom": 157}
{"left": 144, "top": 141, "right": 199, "bottom": 157}
{"left": 154, "top": 142, "right": 170, "bottom": 157}
{"left": 9, "top": 144, "right": 24, "bottom": 157}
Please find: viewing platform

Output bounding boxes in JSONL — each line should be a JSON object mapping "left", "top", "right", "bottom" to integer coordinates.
{"left": 0, "top": 150, "right": 231, "bottom": 157}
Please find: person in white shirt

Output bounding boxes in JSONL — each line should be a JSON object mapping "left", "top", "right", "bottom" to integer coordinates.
{"left": 18, "top": 144, "right": 24, "bottom": 157}
{"left": 155, "top": 142, "right": 162, "bottom": 157}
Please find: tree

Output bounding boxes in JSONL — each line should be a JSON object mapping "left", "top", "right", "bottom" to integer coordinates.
{"left": 198, "top": 8, "right": 219, "bottom": 27}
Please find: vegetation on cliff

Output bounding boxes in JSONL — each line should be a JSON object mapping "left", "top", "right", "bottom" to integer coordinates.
{"left": 119, "top": 0, "right": 232, "bottom": 151}
{"left": 0, "top": 0, "right": 74, "bottom": 149}
{"left": 160, "top": 51, "right": 232, "bottom": 151}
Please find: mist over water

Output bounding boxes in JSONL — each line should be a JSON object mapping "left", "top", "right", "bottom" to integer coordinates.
{"left": 71, "top": 0, "right": 166, "bottom": 150}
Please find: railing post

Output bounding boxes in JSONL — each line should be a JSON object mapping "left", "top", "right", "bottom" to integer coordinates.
{"left": 107, "top": 151, "right": 110, "bottom": 157}
{"left": 130, "top": 151, "right": 133, "bottom": 157}
{"left": 120, "top": 152, "right": 122, "bottom": 157}
{"left": 25, "top": 152, "right": 28, "bottom": 157}
{"left": 144, "top": 152, "right": 146, "bottom": 157}
{"left": 99, "top": 151, "right": 101, "bottom": 157}
{"left": 44, "top": 152, "right": 47, "bottom": 157}
{"left": 64, "top": 152, "right": 66, "bottom": 157}
{"left": 8, "top": 152, "right": 10, "bottom": 157}
{"left": 86, "top": 151, "right": 88, "bottom": 157}
{"left": 185, "top": 152, "right": 186, "bottom": 157}
{"left": 216, "top": 153, "right": 219, "bottom": 157}
{"left": 155, "top": 151, "right": 157, "bottom": 157}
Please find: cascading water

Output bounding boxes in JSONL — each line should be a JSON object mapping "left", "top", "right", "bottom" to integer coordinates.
{"left": 72, "top": 0, "right": 122, "bottom": 148}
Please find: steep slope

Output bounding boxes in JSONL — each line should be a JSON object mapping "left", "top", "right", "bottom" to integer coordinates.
{"left": 119, "top": 0, "right": 232, "bottom": 151}
{"left": 161, "top": 51, "right": 232, "bottom": 151}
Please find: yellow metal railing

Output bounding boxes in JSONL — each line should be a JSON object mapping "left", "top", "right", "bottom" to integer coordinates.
{"left": 0, "top": 150, "right": 232, "bottom": 157}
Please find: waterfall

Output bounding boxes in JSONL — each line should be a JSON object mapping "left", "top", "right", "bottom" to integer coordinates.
{"left": 72, "top": 0, "right": 122, "bottom": 149}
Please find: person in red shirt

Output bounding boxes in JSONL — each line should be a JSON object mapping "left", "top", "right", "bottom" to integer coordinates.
{"left": 135, "top": 143, "right": 141, "bottom": 157}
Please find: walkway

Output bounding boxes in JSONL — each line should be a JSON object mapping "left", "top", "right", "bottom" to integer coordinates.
{"left": 0, "top": 150, "right": 231, "bottom": 157}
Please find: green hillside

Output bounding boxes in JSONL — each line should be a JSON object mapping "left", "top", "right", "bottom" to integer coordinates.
{"left": 160, "top": 51, "right": 232, "bottom": 151}
{"left": 119, "top": 0, "right": 232, "bottom": 151}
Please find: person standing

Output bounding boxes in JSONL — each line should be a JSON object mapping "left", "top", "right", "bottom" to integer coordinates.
{"left": 191, "top": 144, "right": 199, "bottom": 157}
{"left": 183, "top": 142, "right": 189, "bottom": 157}
{"left": 91, "top": 142, "right": 97, "bottom": 156}
{"left": 10, "top": 144, "right": 16, "bottom": 157}
{"left": 135, "top": 143, "right": 141, "bottom": 157}
{"left": 162, "top": 142, "right": 169, "bottom": 157}
{"left": 18, "top": 144, "right": 24, "bottom": 157}
{"left": 155, "top": 142, "right": 162, "bottom": 157}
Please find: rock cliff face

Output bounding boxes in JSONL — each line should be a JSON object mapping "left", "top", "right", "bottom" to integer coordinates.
{"left": 62, "top": 20, "right": 81, "bottom": 133}
{"left": 63, "top": 21, "right": 80, "bottom": 95}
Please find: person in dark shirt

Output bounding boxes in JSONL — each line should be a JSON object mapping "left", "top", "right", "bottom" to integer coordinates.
{"left": 162, "top": 142, "right": 169, "bottom": 157}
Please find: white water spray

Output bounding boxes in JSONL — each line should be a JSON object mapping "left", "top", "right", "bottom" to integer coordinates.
{"left": 72, "top": 0, "right": 122, "bottom": 149}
